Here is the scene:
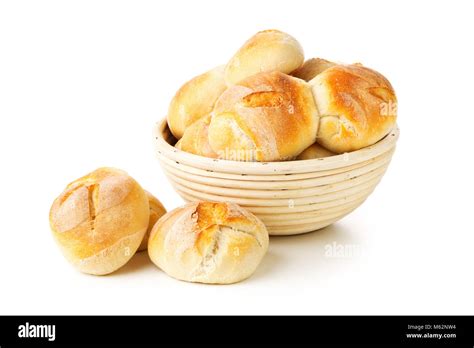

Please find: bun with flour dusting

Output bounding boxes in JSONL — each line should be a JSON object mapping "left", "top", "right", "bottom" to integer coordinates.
{"left": 208, "top": 71, "right": 319, "bottom": 162}
{"left": 167, "top": 65, "right": 227, "bottom": 139}
{"left": 175, "top": 114, "right": 218, "bottom": 158}
{"left": 49, "top": 167, "right": 149, "bottom": 275}
{"left": 310, "top": 64, "right": 397, "bottom": 153}
{"left": 148, "top": 201, "right": 269, "bottom": 284}
{"left": 225, "top": 29, "right": 304, "bottom": 86}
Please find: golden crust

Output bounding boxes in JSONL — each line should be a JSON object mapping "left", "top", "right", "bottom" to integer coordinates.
{"left": 291, "top": 58, "right": 336, "bottom": 81}
{"left": 208, "top": 71, "right": 319, "bottom": 161}
{"left": 138, "top": 191, "right": 167, "bottom": 251}
{"left": 310, "top": 64, "right": 397, "bottom": 153}
{"left": 225, "top": 29, "right": 304, "bottom": 86}
{"left": 175, "top": 114, "right": 218, "bottom": 158}
{"left": 148, "top": 202, "right": 269, "bottom": 284}
{"left": 49, "top": 167, "right": 149, "bottom": 275}
{"left": 167, "top": 65, "right": 227, "bottom": 139}
{"left": 296, "top": 143, "right": 335, "bottom": 160}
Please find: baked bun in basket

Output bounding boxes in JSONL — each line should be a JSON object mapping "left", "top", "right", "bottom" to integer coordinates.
{"left": 225, "top": 29, "right": 304, "bottom": 86}
{"left": 296, "top": 142, "right": 335, "bottom": 160}
{"left": 167, "top": 65, "right": 227, "bottom": 139}
{"left": 291, "top": 57, "right": 336, "bottom": 81}
{"left": 175, "top": 114, "right": 218, "bottom": 158}
{"left": 208, "top": 71, "right": 319, "bottom": 162}
{"left": 310, "top": 64, "right": 397, "bottom": 153}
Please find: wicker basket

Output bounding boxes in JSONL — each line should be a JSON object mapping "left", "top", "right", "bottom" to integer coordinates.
{"left": 154, "top": 119, "right": 399, "bottom": 235}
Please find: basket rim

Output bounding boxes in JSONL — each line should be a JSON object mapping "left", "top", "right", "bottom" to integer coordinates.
{"left": 153, "top": 118, "right": 399, "bottom": 175}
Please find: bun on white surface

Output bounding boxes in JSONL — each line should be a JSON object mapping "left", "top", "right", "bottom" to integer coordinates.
{"left": 148, "top": 201, "right": 269, "bottom": 284}
{"left": 224, "top": 29, "right": 304, "bottom": 86}
{"left": 49, "top": 167, "right": 149, "bottom": 275}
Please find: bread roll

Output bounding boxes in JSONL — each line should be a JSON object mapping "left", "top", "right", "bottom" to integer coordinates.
{"left": 148, "top": 202, "right": 269, "bottom": 284}
{"left": 310, "top": 64, "right": 397, "bottom": 153}
{"left": 175, "top": 114, "right": 218, "bottom": 158}
{"left": 225, "top": 29, "right": 304, "bottom": 86}
{"left": 138, "top": 191, "right": 166, "bottom": 252}
{"left": 291, "top": 58, "right": 336, "bottom": 81}
{"left": 208, "top": 71, "right": 319, "bottom": 162}
{"left": 167, "top": 65, "right": 227, "bottom": 139}
{"left": 296, "top": 143, "right": 335, "bottom": 160}
{"left": 49, "top": 167, "right": 149, "bottom": 275}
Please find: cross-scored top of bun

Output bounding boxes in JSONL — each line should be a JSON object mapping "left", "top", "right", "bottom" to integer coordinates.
{"left": 310, "top": 64, "right": 397, "bottom": 153}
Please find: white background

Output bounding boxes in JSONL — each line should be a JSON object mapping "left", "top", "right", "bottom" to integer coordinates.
{"left": 1, "top": 0, "right": 473, "bottom": 315}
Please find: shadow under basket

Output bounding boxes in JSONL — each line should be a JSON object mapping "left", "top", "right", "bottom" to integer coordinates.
{"left": 154, "top": 119, "right": 399, "bottom": 235}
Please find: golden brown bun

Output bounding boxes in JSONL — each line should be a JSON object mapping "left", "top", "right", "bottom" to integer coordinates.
{"left": 175, "top": 114, "right": 218, "bottom": 158}
{"left": 225, "top": 29, "right": 304, "bottom": 86}
{"left": 208, "top": 71, "right": 319, "bottom": 162}
{"left": 291, "top": 58, "right": 336, "bottom": 81}
{"left": 138, "top": 191, "right": 166, "bottom": 251}
{"left": 310, "top": 64, "right": 397, "bottom": 153}
{"left": 49, "top": 167, "right": 149, "bottom": 275}
{"left": 148, "top": 202, "right": 269, "bottom": 284}
{"left": 167, "top": 65, "right": 227, "bottom": 139}
{"left": 296, "top": 143, "right": 335, "bottom": 160}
